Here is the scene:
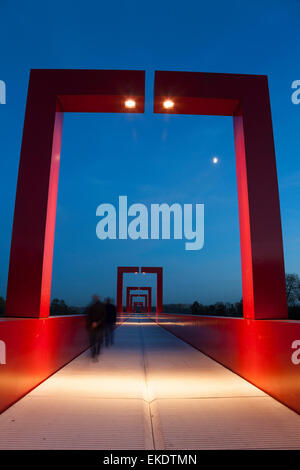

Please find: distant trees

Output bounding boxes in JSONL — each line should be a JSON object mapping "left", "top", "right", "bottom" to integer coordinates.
{"left": 50, "top": 298, "right": 81, "bottom": 316}
{"left": 3, "top": 274, "right": 300, "bottom": 319}
{"left": 163, "top": 300, "right": 243, "bottom": 317}
{"left": 190, "top": 300, "right": 242, "bottom": 317}
{"left": 191, "top": 301, "right": 200, "bottom": 315}
{"left": 50, "top": 298, "right": 69, "bottom": 315}
{"left": 163, "top": 304, "right": 191, "bottom": 314}
{"left": 286, "top": 273, "right": 300, "bottom": 306}
{"left": 286, "top": 273, "right": 300, "bottom": 320}
{"left": 174, "top": 273, "right": 300, "bottom": 320}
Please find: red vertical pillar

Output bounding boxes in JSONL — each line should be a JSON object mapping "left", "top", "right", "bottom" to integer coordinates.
{"left": 6, "top": 76, "right": 63, "bottom": 318}
{"left": 156, "top": 268, "right": 163, "bottom": 314}
{"left": 154, "top": 71, "right": 287, "bottom": 320}
{"left": 148, "top": 287, "right": 152, "bottom": 313}
{"left": 126, "top": 287, "right": 130, "bottom": 312}
{"left": 233, "top": 95, "right": 287, "bottom": 319}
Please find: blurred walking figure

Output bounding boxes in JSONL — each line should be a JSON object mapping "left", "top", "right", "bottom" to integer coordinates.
{"left": 105, "top": 298, "right": 117, "bottom": 347}
{"left": 85, "top": 295, "right": 106, "bottom": 360}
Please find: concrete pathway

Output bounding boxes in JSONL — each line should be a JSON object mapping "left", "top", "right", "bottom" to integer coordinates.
{"left": 0, "top": 316, "right": 300, "bottom": 449}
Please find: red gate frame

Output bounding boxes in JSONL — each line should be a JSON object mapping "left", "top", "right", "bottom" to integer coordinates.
{"left": 5, "top": 70, "right": 287, "bottom": 321}
{"left": 154, "top": 71, "right": 287, "bottom": 320}
{"left": 5, "top": 70, "right": 145, "bottom": 318}
{"left": 130, "top": 293, "right": 148, "bottom": 312}
{"left": 126, "top": 287, "right": 152, "bottom": 312}
{"left": 1, "top": 69, "right": 297, "bottom": 417}
{"left": 117, "top": 266, "right": 162, "bottom": 313}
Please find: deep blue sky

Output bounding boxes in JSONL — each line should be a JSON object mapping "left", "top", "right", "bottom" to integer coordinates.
{"left": 0, "top": 1, "right": 299, "bottom": 307}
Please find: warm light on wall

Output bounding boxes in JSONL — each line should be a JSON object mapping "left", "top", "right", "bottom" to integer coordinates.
{"left": 163, "top": 99, "right": 174, "bottom": 109}
{"left": 124, "top": 99, "right": 136, "bottom": 108}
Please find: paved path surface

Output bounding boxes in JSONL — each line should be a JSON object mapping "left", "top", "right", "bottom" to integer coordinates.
{"left": 1, "top": 316, "right": 300, "bottom": 449}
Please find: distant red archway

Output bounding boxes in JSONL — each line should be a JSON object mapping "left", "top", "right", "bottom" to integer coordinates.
{"left": 117, "top": 267, "right": 162, "bottom": 313}
{"left": 130, "top": 294, "right": 147, "bottom": 312}
{"left": 126, "top": 287, "right": 152, "bottom": 313}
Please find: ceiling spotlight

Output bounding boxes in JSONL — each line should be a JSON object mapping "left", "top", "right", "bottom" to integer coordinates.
{"left": 212, "top": 156, "right": 219, "bottom": 164}
{"left": 125, "top": 99, "right": 136, "bottom": 109}
{"left": 163, "top": 99, "right": 174, "bottom": 109}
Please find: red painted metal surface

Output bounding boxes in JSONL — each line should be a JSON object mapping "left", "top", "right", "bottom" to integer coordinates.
{"left": 141, "top": 267, "right": 163, "bottom": 313}
{"left": 6, "top": 70, "right": 145, "bottom": 318}
{"left": 126, "top": 287, "right": 152, "bottom": 312}
{"left": 154, "top": 72, "right": 287, "bottom": 320}
{"left": 117, "top": 266, "right": 140, "bottom": 313}
{"left": 0, "top": 313, "right": 126, "bottom": 414}
{"left": 0, "top": 315, "right": 88, "bottom": 414}
{"left": 151, "top": 313, "right": 300, "bottom": 415}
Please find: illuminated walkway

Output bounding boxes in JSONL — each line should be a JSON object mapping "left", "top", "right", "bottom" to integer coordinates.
{"left": 1, "top": 317, "right": 300, "bottom": 449}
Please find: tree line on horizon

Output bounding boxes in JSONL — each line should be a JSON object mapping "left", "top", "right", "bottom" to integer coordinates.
{"left": 1, "top": 273, "right": 300, "bottom": 319}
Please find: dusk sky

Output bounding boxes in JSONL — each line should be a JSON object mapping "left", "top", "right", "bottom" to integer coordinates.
{"left": 0, "top": 1, "right": 299, "bottom": 307}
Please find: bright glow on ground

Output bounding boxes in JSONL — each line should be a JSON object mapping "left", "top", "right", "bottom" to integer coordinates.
{"left": 1, "top": 319, "right": 300, "bottom": 449}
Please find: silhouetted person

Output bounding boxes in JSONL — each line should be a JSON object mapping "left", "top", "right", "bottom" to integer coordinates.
{"left": 105, "top": 297, "right": 117, "bottom": 347}
{"left": 85, "top": 295, "right": 106, "bottom": 360}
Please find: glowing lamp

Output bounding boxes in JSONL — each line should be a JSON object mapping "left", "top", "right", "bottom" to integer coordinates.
{"left": 125, "top": 99, "right": 136, "bottom": 108}
{"left": 163, "top": 99, "right": 174, "bottom": 109}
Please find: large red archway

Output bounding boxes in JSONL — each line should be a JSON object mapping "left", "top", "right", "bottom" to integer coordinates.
{"left": 5, "top": 70, "right": 145, "bottom": 318}
{"left": 154, "top": 71, "right": 287, "bottom": 320}
{"left": 5, "top": 69, "right": 286, "bottom": 321}
{"left": 2, "top": 69, "right": 299, "bottom": 418}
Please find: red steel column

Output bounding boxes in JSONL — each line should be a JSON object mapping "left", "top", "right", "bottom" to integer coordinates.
{"left": 126, "top": 287, "right": 130, "bottom": 312}
{"left": 154, "top": 71, "right": 287, "bottom": 320}
{"left": 5, "top": 78, "right": 63, "bottom": 318}
{"left": 233, "top": 95, "right": 287, "bottom": 319}
{"left": 129, "top": 294, "right": 133, "bottom": 312}
{"left": 148, "top": 287, "right": 152, "bottom": 313}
